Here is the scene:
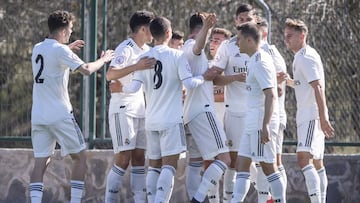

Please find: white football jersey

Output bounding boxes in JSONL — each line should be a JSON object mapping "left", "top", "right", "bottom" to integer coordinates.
{"left": 213, "top": 36, "right": 250, "bottom": 114}
{"left": 261, "top": 42, "right": 287, "bottom": 126}
{"left": 246, "top": 50, "right": 279, "bottom": 120}
{"left": 182, "top": 39, "right": 215, "bottom": 124}
{"left": 133, "top": 45, "right": 193, "bottom": 130}
{"left": 108, "top": 38, "right": 150, "bottom": 117}
{"left": 293, "top": 45, "right": 326, "bottom": 124}
{"left": 31, "top": 39, "right": 84, "bottom": 124}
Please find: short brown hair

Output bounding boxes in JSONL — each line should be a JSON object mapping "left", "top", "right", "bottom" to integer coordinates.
{"left": 212, "top": 28, "right": 232, "bottom": 39}
{"left": 285, "top": 18, "right": 308, "bottom": 35}
{"left": 48, "top": 10, "right": 74, "bottom": 34}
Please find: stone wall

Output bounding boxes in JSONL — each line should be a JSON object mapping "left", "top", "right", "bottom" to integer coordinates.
{"left": 0, "top": 149, "right": 359, "bottom": 203}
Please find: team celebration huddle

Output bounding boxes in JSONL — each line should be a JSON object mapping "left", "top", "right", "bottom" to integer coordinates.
{"left": 29, "top": 2, "right": 335, "bottom": 203}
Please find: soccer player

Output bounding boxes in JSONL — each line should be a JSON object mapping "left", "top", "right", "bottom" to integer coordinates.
{"left": 168, "top": 30, "right": 185, "bottom": 50}
{"left": 122, "top": 16, "right": 216, "bottom": 203}
{"left": 207, "top": 27, "right": 232, "bottom": 203}
{"left": 211, "top": 4, "right": 257, "bottom": 202}
{"left": 257, "top": 18, "right": 289, "bottom": 202}
{"left": 29, "top": 10, "right": 114, "bottom": 203}
{"left": 105, "top": 10, "right": 156, "bottom": 203}
{"left": 284, "top": 18, "right": 334, "bottom": 203}
{"left": 181, "top": 12, "right": 231, "bottom": 203}
{"left": 231, "top": 22, "right": 286, "bottom": 203}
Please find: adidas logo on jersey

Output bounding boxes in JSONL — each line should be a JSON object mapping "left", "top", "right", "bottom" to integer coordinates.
{"left": 210, "top": 179, "right": 217, "bottom": 185}
{"left": 235, "top": 53, "right": 241, "bottom": 57}
{"left": 157, "top": 187, "right": 164, "bottom": 191}
{"left": 298, "top": 142, "right": 303, "bottom": 147}
{"left": 246, "top": 85, "right": 251, "bottom": 91}
{"left": 125, "top": 138, "right": 130, "bottom": 145}
{"left": 294, "top": 80, "right": 301, "bottom": 86}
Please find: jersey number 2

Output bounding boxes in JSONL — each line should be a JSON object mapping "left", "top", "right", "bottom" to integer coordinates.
{"left": 153, "top": 60, "right": 163, "bottom": 89}
{"left": 35, "top": 54, "right": 44, "bottom": 83}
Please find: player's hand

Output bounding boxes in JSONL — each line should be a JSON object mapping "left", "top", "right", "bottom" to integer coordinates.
{"left": 320, "top": 119, "right": 335, "bottom": 138}
{"left": 201, "top": 13, "right": 217, "bottom": 29}
{"left": 137, "top": 56, "right": 157, "bottom": 70}
{"left": 100, "top": 50, "right": 115, "bottom": 63}
{"left": 233, "top": 72, "right": 246, "bottom": 82}
{"left": 277, "top": 71, "right": 287, "bottom": 84}
{"left": 109, "top": 80, "right": 123, "bottom": 93}
{"left": 69, "top": 40, "right": 85, "bottom": 51}
{"left": 203, "top": 67, "right": 221, "bottom": 81}
{"left": 277, "top": 84, "right": 283, "bottom": 97}
{"left": 260, "top": 124, "right": 270, "bottom": 144}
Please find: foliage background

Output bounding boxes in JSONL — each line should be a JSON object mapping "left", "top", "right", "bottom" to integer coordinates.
{"left": 0, "top": 0, "right": 359, "bottom": 152}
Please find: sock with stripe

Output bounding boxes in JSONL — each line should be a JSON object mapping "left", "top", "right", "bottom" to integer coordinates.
{"left": 267, "top": 171, "right": 285, "bottom": 202}
{"left": 131, "top": 166, "right": 146, "bottom": 202}
{"left": 302, "top": 164, "right": 321, "bottom": 203}
{"left": 154, "top": 165, "right": 176, "bottom": 202}
{"left": 231, "top": 172, "right": 251, "bottom": 203}
{"left": 192, "top": 160, "right": 227, "bottom": 202}
{"left": 278, "top": 165, "right": 287, "bottom": 191}
{"left": 317, "top": 167, "right": 328, "bottom": 203}
{"left": 146, "top": 167, "right": 161, "bottom": 203}
{"left": 105, "top": 165, "right": 125, "bottom": 203}
{"left": 257, "top": 166, "right": 270, "bottom": 203}
{"left": 223, "top": 168, "right": 236, "bottom": 202}
{"left": 186, "top": 161, "right": 203, "bottom": 200}
{"left": 29, "top": 182, "right": 43, "bottom": 203}
{"left": 70, "top": 180, "right": 84, "bottom": 203}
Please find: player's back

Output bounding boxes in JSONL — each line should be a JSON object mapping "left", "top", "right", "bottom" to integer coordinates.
{"left": 135, "top": 45, "right": 187, "bottom": 130}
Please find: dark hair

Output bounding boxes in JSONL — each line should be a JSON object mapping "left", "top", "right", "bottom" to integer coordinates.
{"left": 172, "top": 30, "right": 184, "bottom": 40}
{"left": 129, "top": 10, "right": 155, "bottom": 33}
{"left": 48, "top": 10, "right": 74, "bottom": 34}
{"left": 189, "top": 12, "right": 203, "bottom": 33}
{"left": 150, "top": 16, "right": 171, "bottom": 40}
{"left": 236, "top": 4, "right": 255, "bottom": 16}
{"left": 237, "top": 22, "right": 261, "bottom": 44}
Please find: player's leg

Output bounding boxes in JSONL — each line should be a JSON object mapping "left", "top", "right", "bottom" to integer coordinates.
{"left": 105, "top": 113, "right": 137, "bottom": 202}
{"left": 314, "top": 159, "right": 327, "bottom": 203}
{"left": 297, "top": 120, "right": 321, "bottom": 203}
{"left": 130, "top": 117, "right": 147, "bottom": 202}
{"left": 312, "top": 122, "right": 327, "bottom": 203}
{"left": 55, "top": 118, "right": 87, "bottom": 203}
{"left": 277, "top": 124, "right": 287, "bottom": 189}
{"left": 231, "top": 155, "right": 252, "bottom": 203}
{"left": 30, "top": 157, "right": 50, "bottom": 203}
{"left": 223, "top": 112, "right": 245, "bottom": 202}
{"left": 154, "top": 123, "right": 186, "bottom": 202}
{"left": 69, "top": 150, "right": 87, "bottom": 203}
{"left": 189, "top": 112, "right": 230, "bottom": 203}
{"left": 204, "top": 159, "right": 220, "bottom": 203}
{"left": 29, "top": 124, "right": 56, "bottom": 203}
{"left": 185, "top": 125, "right": 203, "bottom": 200}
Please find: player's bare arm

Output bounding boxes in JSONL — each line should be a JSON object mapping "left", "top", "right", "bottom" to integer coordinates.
{"left": 261, "top": 87, "right": 276, "bottom": 144}
{"left": 78, "top": 49, "right": 114, "bottom": 76}
{"left": 193, "top": 13, "right": 216, "bottom": 55}
{"left": 106, "top": 56, "right": 156, "bottom": 81}
{"left": 310, "top": 80, "right": 335, "bottom": 138}
{"left": 68, "top": 40, "right": 85, "bottom": 51}
{"left": 213, "top": 71, "right": 246, "bottom": 85}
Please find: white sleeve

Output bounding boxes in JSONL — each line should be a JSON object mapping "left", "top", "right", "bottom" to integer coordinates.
{"left": 122, "top": 80, "right": 142, "bottom": 93}
{"left": 182, "top": 75, "right": 204, "bottom": 89}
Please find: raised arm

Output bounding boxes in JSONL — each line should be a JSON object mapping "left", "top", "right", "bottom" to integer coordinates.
{"left": 77, "top": 50, "right": 114, "bottom": 76}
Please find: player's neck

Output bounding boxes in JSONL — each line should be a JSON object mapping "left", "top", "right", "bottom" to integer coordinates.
{"left": 293, "top": 42, "right": 306, "bottom": 54}
{"left": 130, "top": 35, "right": 146, "bottom": 48}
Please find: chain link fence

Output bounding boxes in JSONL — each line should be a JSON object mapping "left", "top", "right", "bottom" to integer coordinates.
{"left": 0, "top": 0, "right": 359, "bottom": 152}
